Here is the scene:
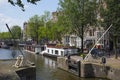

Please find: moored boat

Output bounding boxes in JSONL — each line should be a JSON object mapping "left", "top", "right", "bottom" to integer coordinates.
{"left": 41, "top": 44, "right": 79, "bottom": 58}
{"left": 0, "top": 42, "right": 10, "bottom": 49}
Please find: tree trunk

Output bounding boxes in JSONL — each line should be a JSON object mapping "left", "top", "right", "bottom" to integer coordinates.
{"left": 81, "top": 25, "right": 84, "bottom": 53}
{"left": 114, "top": 36, "right": 118, "bottom": 59}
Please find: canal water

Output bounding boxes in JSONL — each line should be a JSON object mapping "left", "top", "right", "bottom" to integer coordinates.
{"left": 0, "top": 48, "right": 108, "bottom": 80}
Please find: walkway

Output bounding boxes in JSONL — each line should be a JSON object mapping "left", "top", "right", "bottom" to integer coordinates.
{"left": 0, "top": 60, "right": 20, "bottom": 80}
{"left": 106, "top": 57, "right": 120, "bottom": 69}
{"left": 70, "top": 55, "right": 120, "bottom": 69}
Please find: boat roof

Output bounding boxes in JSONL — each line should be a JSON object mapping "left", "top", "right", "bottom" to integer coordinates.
{"left": 46, "top": 44, "right": 77, "bottom": 49}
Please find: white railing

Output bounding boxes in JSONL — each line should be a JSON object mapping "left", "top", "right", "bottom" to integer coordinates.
{"left": 84, "top": 24, "right": 113, "bottom": 61}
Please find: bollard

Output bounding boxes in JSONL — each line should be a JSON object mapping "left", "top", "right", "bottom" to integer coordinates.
{"left": 101, "top": 56, "right": 106, "bottom": 72}
{"left": 101, "top": 56, "right": 106, "bottom": 64}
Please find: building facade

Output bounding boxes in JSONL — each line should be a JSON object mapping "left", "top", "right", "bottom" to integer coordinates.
{"left": 62, "top": 26, "right": 109, "bottom": 49}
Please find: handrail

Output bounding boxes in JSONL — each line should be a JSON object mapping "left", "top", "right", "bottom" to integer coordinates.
{"left": 84, "top": 24, "right": 112, "bottom": 61}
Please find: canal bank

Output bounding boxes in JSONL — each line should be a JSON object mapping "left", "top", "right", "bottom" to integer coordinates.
{"left": 57, "top": 56, "right": 120, "bottom": 80}
{"left": 0, "top": 60, "right": 20, "bottom": 80}
{"left": 0, "top": 48, "right": 109, "bottom": 80}
{"left": 0, "top": 48, "right": 36, "bottom": 80}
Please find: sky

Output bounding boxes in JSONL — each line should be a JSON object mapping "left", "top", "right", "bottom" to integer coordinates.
{"left": 0, "top": 0, "right": 59, "bottom": 32}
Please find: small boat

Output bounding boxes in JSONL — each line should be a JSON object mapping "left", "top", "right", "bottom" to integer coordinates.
{"left": 0, "top": 42, "right": 10, "bottom": 49}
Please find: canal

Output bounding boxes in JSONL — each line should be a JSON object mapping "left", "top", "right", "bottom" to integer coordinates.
{"left": 0, "top": 48, "right": 108, "bottom": 80}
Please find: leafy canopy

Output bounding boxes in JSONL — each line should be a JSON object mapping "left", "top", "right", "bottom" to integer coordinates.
{"left": 59, "top": 0, "right": 98, "bottom": 37}
{"left": 0, "top": 32, "right": 11, "bottom": 39}
{"left": 8, "top": 0, "right": 40, "bottom": 11}
{"left": 59, "top": 0, "right": 98, "bottom": 52}
{"left": 11, "top": 25, "right": 21, "bottom": 39}
{"left": 100, "top": 0, "right": 120, "bottom": 36}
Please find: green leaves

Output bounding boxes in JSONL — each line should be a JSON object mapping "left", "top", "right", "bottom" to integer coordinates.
{"left": 0, "top": 25, "right": 21, "bottom": 39}
{"left": 27, "top": 15, "right": 44, "bottom": 42}
{"left": 100, "top": 0, "right": 120, "bottom": 36}
{"left": 27, "top": 11, "right": 51, "bottom": 43}
{"left": 11, "top": 25, "right": 21, "bottom": 39}
{"left": 8, "top": 0, "right": 40, "bottom": 11}
{"left": 99, "top": 0, "right": 120, "bottom": 59}
{"left": 59, "top": 0, "right": 98, "bottom": 35}
{"left": 0, "top": 32, "right": 11, "bottom": 39}
{"left": 58, "top": 0, "right": 98, "bottom": 52}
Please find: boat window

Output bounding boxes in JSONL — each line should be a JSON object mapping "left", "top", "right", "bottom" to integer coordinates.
{"left": 52, "top": 50, "right": 53, "bottom": 54}
{"left": 47, "top": 49, "right": 49, "bottom": 53}
{"left": 55, "top": 50, "right": 58, "bottom": 55}
{"left": 61, "top": 51, "right": 64, "bottom": 56}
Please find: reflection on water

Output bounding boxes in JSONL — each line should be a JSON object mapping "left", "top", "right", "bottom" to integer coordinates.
{"left": 36, "top": 56, "right": 108, "bottom": 80}
{"left": 0, "top": 48, "right": 21, "bottom": 59}
{"left": 44, "top": 57, "right": 56, "bottom": 69}
{"left": 0, "top": 49, "right": 12, "bottom": 59}
{"left": 0, "top": 49, "right": 108, "bottom": 80}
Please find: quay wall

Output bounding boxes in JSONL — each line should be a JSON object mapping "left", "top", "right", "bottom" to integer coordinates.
{"left": 57, "top": 57, "right": 68, "bottom": 71}
{"left": 57, "top": 57, "right": 120, "bottom": 80}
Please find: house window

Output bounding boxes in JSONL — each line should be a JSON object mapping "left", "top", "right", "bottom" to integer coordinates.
{"left": 55, "top": 50, "right": 58, "bottom": 55}
{"left": 66, "top": 36, "right": 69, "bottom": 42}
{"left": 93, "top": 29, "right": 95, "bottom": 36}
{"left": 97, "top": 31, "right": 103, "bottom": 38}
{"left": 89, "top": 30, "right": 92, "bottom": 36}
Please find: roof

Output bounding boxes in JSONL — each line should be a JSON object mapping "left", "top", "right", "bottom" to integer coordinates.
{"left": 46, "top": 44, "right": 77, "bottom": 49}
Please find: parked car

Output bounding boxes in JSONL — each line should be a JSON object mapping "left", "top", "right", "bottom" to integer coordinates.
{"left": 91, "top": 48, "right": 104, "bottom": 58}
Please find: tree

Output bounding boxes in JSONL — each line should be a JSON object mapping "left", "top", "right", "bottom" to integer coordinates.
{"left": 51, "top": 13, "right": 71, "bottom": 42}
{"left": 42, "top": 11, "right": 51, "bottom": 41}
{"left": 0, "top": 32, "right": 11, "bottom": 39}
{"left": 27, "top": 12, "right": 51, "bottom": 44}
{"left": 49, "top": 22, "right": 65, "bottom": 42}
{"left": 37, "top": 11, "right": 69, "bottom": 43}
{"left": 99, "top": 0, "right": 120, "bottom": 59}
{"left": 8, "top": 0, "right": 40, "bottom": 11}
{"left": 11, "top": 25, "right": 21, "bottom": 39}
{"left": 27, "top": 15, "right": 44, "bottom": 44}
{"left": 59, "top": 0, "right": 98, "bottom": 53}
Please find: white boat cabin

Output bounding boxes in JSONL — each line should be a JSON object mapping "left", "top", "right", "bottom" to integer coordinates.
{"left": 42, "top": 44, "right": 78, "bottom": 56}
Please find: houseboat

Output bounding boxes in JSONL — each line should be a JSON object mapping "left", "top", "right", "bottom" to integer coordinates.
{"left": 41, "top": 44, "right": 79, "bottom": 58}
{"left": 0, "top": 42, "right": 10, "bottom": 49}
{"left": 24, "top": 44, "right": 45, "bottom": 54}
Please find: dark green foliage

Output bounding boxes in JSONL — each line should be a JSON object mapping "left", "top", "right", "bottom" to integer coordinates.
{"left": 10, "top": 25, "right": 21, "bottom": 39}
{"left": 0, "top": 26, "right": 21, "bottom": 39}
{"left": 100, "top": 0, "right": 120, "bottom": 59}
{"left": 59, "top": 0, "right": 98, "bottom": 52}
{"left": 8, "top": 0, "right": 40, "bottom": 11}
{"left": 27, "top": 15, "right": 44, "bottom": 43}
{"left": 0, "top": 32, "right": 11, "bottom": 39}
